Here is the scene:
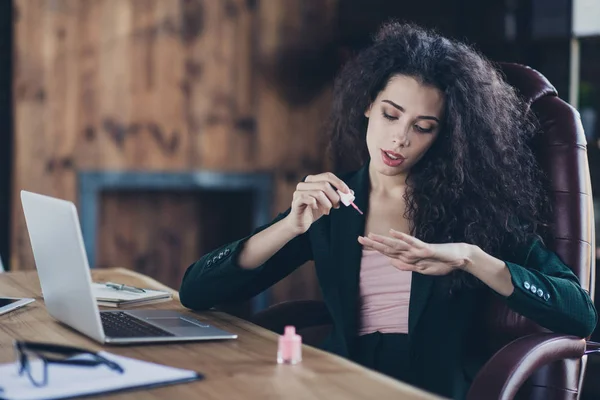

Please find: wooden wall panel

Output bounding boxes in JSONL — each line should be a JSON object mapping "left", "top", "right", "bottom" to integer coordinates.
{"left": 190, "top": 0, "right": 258, "bottom": 170}
{"left": 255, "top": 0, "right": 338, "bottom": 171}
{"left": 12, "top": 0, "right": 339, "bottom": 309}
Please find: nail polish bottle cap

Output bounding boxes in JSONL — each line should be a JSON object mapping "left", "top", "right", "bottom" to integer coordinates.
{"left": 278, "top": 325, "right": 302, "bottom": 364}
{"left": 283, "top": 326, "right": 300, "bottom": 340}
{"left": 337, "top": 190, "right": 355, "bottom": 206}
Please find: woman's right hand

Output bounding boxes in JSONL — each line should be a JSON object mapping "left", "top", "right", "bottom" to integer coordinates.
{"left": 285, "top": 172, "right": 352, "bottom": 235}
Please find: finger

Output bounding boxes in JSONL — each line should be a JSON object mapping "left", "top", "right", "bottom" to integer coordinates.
{"left": 311, "top": 190, "right": 333, "bottom": 214}
{"left": 294, "top": 193, "right": 319, "bottom": 211}
{"left": 390, "top": 258, "right": 418, "bottom": 272}
{"left": 360, "top": 236, "right": 419, "bottom": 264}
{"left": 358, "top": 236, "right": 394, "bottom": 255}
{"left": 297, "top": 181, "right": 341, "bottom": 208}
{"left": 305, "top": 193, "right": 328, "bottom": 214}
{"left": 294, "top": 192, "right": 328, "bottom": 216}
{"left": 389, "top": 229, "right": 427, "bottom": 249}
{"left": 357, "top": 237, "right": 378, "bottom": 252}
{"left": 392, "top": 251, "right": 414, "bottom": 264}
{"left": 357, "top": 236, "right": 374, "bottom": 247}
{"left": 305, "top": 172, "right": 351, "bottom": 194}
{"left": 367, "top": 232, "right": 410, "bottom": 251}
{"left": 299, "top": 195, "right": 319, "bottom": 211}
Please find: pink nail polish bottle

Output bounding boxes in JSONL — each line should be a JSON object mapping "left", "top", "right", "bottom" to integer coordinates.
{"left": 277, "top": 326, "right": 302, "bottom": 364}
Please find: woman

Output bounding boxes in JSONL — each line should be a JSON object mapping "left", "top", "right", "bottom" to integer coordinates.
{"left": 179, "top": 22, "right": 597, "bottom": 399}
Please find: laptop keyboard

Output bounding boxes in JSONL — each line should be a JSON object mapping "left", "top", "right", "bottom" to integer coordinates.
{"left": 100, "top": 312, "right": 175, "bottom": 338}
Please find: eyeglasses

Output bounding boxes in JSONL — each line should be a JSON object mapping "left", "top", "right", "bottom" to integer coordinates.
{"left": 14, "top": 340, "right": 124, "bottom": 387}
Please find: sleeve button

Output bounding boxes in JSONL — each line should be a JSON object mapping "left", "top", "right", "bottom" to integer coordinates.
{"left": 536, "top": 289, "right": 543, "bottom": 297}
{"left": 530, "top": 285, "right": 537, "bottom": 293}
{"left": 224, "top": 248, "right": 231, "bottom": 255}
{"left": 524, "top": 282, "right": 531, "bottom": 290}
{"left": 544, "top": 293, "right": 550, "bottom": 301}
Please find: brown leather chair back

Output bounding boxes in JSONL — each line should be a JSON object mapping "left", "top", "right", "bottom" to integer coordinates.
{"left": 485, "top": 62, "right": 596, "bottom": 399}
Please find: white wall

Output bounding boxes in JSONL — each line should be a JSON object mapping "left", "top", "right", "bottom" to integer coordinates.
{"left": 573, "top": 0, "right": 600, "bottom": 37}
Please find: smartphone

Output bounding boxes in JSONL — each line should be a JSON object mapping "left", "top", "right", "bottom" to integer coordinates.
{"left": 0, "top": 297, "right": 35, "bottom": 315}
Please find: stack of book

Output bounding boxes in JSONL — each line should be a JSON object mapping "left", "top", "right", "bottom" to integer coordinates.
{"left": 92, "top": 282, "right": 173, "bottom": 308}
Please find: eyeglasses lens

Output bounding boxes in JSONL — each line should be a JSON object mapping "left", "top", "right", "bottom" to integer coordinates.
{"left": 18, "top": 348, "right": 48, "bottom": 386}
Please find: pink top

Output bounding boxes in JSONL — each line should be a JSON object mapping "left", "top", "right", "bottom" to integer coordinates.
{"left": 358, "top": 249, "right": 412, "bottom": 335}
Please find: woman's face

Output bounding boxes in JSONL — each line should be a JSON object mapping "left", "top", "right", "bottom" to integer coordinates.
{"left": 365, "top": 74, "right": 444, "bottom": 179}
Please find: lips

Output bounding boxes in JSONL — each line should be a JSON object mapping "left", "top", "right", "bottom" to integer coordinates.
{"left": 381, "top": 149, "right": 405, "bottom": 167}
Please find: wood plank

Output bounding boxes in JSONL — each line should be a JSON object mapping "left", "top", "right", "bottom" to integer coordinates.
{"left": 186, "top": 0, "right": 256, "bottom": 171}
{"left": 73, "top": 0, "right": 103, "bottom": 169}
{"left": 12, "top": 0, "right": 54, "bottom": 271}
{"left": 127, "top": 0, "right": 189, "bottom": 169}
{"left": 0, "top": 269, "right": 443, "bottom": 400}
{"left": 255, "top": 0, "right": 337, "bottom": 171}
{"left": 12, "top": 0, "right": 84, "bottom": 269}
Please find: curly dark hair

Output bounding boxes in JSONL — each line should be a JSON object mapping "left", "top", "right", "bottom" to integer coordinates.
{"left": 328, "top": 21, "right": 553, "bottom": 291}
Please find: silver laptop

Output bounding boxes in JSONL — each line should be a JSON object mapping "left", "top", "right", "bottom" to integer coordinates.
{"left": 20, "top": 190, "right": 237, "bottom": 344}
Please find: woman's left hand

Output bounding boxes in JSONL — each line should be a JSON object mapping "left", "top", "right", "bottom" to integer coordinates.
{"left": 358, "top": 229, "right": 472, "bottom": 276}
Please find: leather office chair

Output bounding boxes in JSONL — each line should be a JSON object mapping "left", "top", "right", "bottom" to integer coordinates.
{"left": 251, "top": 63, "right": 598, "bottom": 399}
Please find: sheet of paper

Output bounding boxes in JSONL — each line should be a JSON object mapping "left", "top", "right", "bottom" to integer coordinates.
{"left": 0, "top": 352, "right": 200, "bottom": 400}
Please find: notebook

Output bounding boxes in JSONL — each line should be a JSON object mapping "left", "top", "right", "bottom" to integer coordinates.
{"left": 0, "top": 351, "right": 202, "bottom": 400}
{"left": 92, "top": 283, "right": 173, "bottom": 308}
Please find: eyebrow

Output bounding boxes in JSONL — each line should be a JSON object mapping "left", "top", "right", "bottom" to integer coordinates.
{"left": 382, "top": 100, "right": 440, "bottom": 123}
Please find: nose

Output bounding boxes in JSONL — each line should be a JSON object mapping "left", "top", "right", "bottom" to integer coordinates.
{"left": 392, "top": 126, "right": 410, "bottom": 147}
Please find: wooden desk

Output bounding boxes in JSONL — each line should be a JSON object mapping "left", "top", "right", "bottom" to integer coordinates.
{"left": 0, "top": 269, "right": 443, "bottom": 399}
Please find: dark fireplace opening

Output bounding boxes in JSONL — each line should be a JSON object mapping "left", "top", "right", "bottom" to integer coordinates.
{"left": 78, "top": 170, "right": 274, "bottom": 317}
{"left": 97, "top": 189, "right": 255, "bottom": 318}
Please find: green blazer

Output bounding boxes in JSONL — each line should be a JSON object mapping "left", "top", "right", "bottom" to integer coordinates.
{"left": 180, "top": 163, "right": 597, "bottom": 399}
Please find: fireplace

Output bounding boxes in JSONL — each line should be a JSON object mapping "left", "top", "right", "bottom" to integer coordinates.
{"left": 78, "top": 171, "right": 273, "bottom": 313}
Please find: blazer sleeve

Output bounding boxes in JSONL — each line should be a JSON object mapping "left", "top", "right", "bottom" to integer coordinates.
{"left": 502, "top": 238, "right": 597, "bottom": 337}
{"left": 179, "top": 208, "right": 313, "bottom": 311}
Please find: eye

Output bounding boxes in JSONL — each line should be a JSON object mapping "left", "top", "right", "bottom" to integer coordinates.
{"left": 382, "top": 111, "right": 398, "bottom": 121}
{"left": 414, "top": 125, "right": 434, "bottom": 133}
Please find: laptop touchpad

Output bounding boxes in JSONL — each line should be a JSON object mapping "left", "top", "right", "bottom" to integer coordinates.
{"left": 147, "top": 317, "right": 209, "bottom": 329}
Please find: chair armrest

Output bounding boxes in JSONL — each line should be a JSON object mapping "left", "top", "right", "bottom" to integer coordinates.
{"left": 467, "top": 333, "right": 586, "bottom": 400}
{"left": 585, "top": 340, "right": 600, "bottom": 355}
{"left": 250, "top": 300, "right": 332, "bottom": 333}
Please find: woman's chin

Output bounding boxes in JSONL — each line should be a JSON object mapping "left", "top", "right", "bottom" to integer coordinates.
{"left": 374, "top": 161, "right": 408, "bottom": 176}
